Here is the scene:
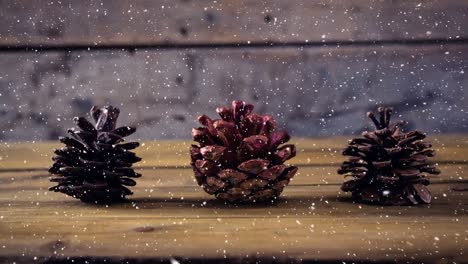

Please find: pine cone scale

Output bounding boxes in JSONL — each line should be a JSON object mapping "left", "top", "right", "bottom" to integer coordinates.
{"left": 238, "top": 159, "right": 270, "bottom": 174}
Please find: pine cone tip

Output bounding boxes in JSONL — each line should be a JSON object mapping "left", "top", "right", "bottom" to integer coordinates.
{"left": 367, "top": 106, "right": 393, "bottom": 129}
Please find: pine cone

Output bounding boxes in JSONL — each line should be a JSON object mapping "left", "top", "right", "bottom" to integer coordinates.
{"left": 49, "top": 106, "right": 142, "bottom": 204}
{"left": 338, "top": 106, "right": 441, "bottom": 205}
{"left": 190, "top": 100, "right": 298, "bottom": 203}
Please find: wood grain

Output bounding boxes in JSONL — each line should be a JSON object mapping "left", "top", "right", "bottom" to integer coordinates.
{"left": 1, "top": 205, "right": 467, "bottom": 262}
{"left": 1, "top": 182, "right": 467, "bottom": 261}
{"left": 0, "top": 135, "right": 466, "bottom": 170}
{"left": 0, "top": 0, "right": 467, "bottom": 47}
{"left": 0, "top": 138, "right": 467, "bottom": 262}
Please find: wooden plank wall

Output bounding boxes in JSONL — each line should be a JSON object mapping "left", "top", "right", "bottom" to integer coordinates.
{"left": 0, "top": 0, "right": 467, "bottom": 141}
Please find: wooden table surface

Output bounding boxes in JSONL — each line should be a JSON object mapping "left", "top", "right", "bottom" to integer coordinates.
{"left": 1, "top": 135, "right": 467, "bottom": 263}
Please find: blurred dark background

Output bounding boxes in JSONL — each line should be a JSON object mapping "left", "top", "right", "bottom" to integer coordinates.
{"left": 0, "top": 0, "right": 467, "bottom": 141}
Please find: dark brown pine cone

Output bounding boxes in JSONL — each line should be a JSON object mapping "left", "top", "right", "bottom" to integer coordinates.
{"left": 338, "top": 106, "right": 441, "bottom": 205}
{"left": 49, "top": 106, "right": 142, "bottom": 204}
{"left": 190, "top": 100, "right": 298, "bottom": 203}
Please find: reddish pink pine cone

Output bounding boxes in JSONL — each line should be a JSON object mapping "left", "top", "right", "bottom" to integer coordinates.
{"left": 190, "top": 100, "right": 298, "bottom": 203}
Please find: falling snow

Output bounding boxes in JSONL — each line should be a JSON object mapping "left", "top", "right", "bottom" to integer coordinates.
{"left": 0, "top": 1, "right": 467, "bottom": 263}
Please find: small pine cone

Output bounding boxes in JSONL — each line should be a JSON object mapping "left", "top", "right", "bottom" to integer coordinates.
{"left": 49, "top": 106, "right": 142, "bottom": 204}
{"left": 338, "top": 106, "right": 441, "bottom": 205}
{"left": 190, "top": 100, "right": 298, "bottom": 203}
